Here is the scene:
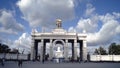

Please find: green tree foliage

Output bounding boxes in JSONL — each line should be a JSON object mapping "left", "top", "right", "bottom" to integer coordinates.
{"left": 108, "top": 43, "right": 120, "bottom": 55}
{"left": 0, "top": 43, "right": 19, "bottom": 54}
{"left": 93, "top": 43, "right": 120, "bottom": 55}
{"left": 94, "top": 49, "right": 99, "bottom": 55}
{"left": 99, "top": 46, "right": 107, "bottom": 55}
{"left": 0, "top": 43, "right": 11, "bottom": 53}
{"left": 94, "top": 46, "right": 107, "bottom": 55}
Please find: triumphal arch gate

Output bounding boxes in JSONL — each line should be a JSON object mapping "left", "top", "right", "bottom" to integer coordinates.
{"left": 31, "top": 19, "right": 87, "bottom": 62}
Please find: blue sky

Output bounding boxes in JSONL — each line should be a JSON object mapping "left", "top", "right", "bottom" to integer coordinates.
{"left": 0, "top": 0, "right": 120, "bottom": 53}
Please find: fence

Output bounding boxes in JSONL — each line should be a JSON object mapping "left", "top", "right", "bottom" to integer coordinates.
{"left": 90, "top": 55, "right": 120, "bottom": 62}
{"left": 0, "top": 53, "right": 29, "bottom": 60}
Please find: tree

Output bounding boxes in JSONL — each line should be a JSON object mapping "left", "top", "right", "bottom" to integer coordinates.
{"left": 0, "top": 43, "right": 20, "bottom": 54}
{"left": 117, "top": 45, "right": 120, "bottom": 54}
{"left": 94, "top": 49, "right": 99, "bottom": 55}
{"left": 108, "top": 43, "right": 116, "bottom": 55}
{"left": 98, "top": 46, "right": 107, "bottom": 55}
{"left": 93, "top": 46, "right": 107, "bottom": 55}
{"left": 0, "top": 43, "right": 11, "bottom": 53}
{"left": 108, "top": 43, "right": 120, "bottom": 55}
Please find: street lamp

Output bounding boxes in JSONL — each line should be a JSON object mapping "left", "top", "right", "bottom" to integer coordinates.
{"left": 99, "top": 49, "right": 101, "bottom": 61}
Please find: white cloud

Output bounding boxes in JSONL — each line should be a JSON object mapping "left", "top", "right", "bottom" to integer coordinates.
{"left": 76, "top": 18, "right": 98, "bottom": 32}
{"left": 0, "top": 27, "right": 18, "bottom": 34}
{"left": 76, "top": 3, "right": 99, "bottom": 33}
{"left": 0, "top": 10, "right": 24, "bottom": 34}
{"left": 13, "top": 33, "right": 31, "bottom": 54}
{"left": 71, "top": 3, "right": 120, "bottom": 47}
{"left": 113, "top": 12, "right": 120, "bottom": 18}
{"left": 87, "top": 13, "right": 120, "bottom": 46}
{"left": 68, "top": 26, "right": 76, "bottom": 32}
{"left": 17, "top": 0, "right": 75, "bottom": 28}
{"left": 116, "top": 25, "right": 120, "bottom": 34}
{"left": 85, "top": 3, "right": 95, "bottom": 16}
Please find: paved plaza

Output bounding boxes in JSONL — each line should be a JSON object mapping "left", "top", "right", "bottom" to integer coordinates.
{"left": 0, "top": 61, "right": 120, "bottom": 68}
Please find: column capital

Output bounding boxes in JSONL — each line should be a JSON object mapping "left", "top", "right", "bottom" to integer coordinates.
{"left": 41, "top": 39, "right": 44, "bottom": 47}
{"left": 83, "top": 40, "right": 87, "bottom": 48}
{"left": 74, "top": 39, "right": 77, "bottom": 47}
{"left": 65, "top": 39, "right": 68, "bottom": 42}
{"left": 74, "top": 39, "right": 77, "bottom": 43}
{"left": 50, "top": 39, "right": 53, "bottom": 47}
{"left": 50, "top": 39, "right": 52, "bottom": 42}
{"left": 41, "top": 39, "right": 44, "bottom": 42}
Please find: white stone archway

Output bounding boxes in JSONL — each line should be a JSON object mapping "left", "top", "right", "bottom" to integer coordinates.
{"left": 52, "top": 39, "right": 65, "bottom": 58}
{"left": 53, "top": 39, "right": 65, "bottom": 47}
{"left": 31, "top": 19, "right": 87, "bottom": 62}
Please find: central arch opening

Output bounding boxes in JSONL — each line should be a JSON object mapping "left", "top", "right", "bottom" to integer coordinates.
{"left": 53, "top": 39, "right": 65, "bottom": 62}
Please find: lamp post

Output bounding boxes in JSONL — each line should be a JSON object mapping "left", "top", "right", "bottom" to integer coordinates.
{"left": 99, "top": 49, "right": 101, "bottom": 61}
{"left": 17, "top": 39, "right": 21, "bottom": 60}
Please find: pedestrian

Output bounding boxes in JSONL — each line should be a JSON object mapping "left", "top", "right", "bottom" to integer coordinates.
{"left": 18, "top": 59, "right": 23, "bottom": 67}
{"left": 42, "top": 59, "right": 44, "bottom": 64}
{"left": 1, "top": 58, "right": 5, "bottom": 66}
{"left": 87, "top": 52, "right": 90, "bottom": 62}
{"left": 18, "top": 60, "right": 20, "bottom": 67}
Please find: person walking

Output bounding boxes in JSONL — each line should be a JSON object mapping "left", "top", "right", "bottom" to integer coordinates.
{"left": 1, "top": 58, "right": 5, "bottom": 67}
{"left": 87, "top": 52, "right": 90, "bottom": 62}
{"left": 18, "top": 59, "right": 23, "bottom": 67}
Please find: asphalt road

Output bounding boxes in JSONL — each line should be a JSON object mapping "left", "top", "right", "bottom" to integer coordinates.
{"left": 0, "top": 61, "right": 120, "bottom": 68}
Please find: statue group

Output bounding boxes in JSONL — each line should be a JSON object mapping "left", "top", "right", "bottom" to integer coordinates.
{"left": 56, "top": 19, "right": 62, "bottom": 28}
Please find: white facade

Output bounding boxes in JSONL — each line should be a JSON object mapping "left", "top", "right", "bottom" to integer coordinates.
{"left": 55, "top": 47, "right": 63, "bottom": 58}
{"left": 31, "top": 19, "right": 87, "bottom": 62}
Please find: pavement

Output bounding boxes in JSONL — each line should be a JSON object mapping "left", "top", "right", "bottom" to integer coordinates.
{"left": 0, "top": 61, "right": 120, "bottom": 68}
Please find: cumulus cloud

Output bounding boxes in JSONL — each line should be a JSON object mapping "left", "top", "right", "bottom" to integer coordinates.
{"left": 76, "top": 18, "right": 98, "bottom": 33}
{"left": 75, "top": 3, "right": 100, "bottom": 33}
{"left": 116, "top": 25, "right": 120, "bottom": 34}
{"left": 12, "top": 33, "right": 55, "bottom": 54}
{"left": 85, "top": 3, "right": 95, "bottom": 16}
{"left": 70, "top": 3, "right": 120, "bottom": 46}
{"left": 17, "top": 0, "right": 75, "bottom": 28}
{"left": 88, "top": 17, "right": 120, "bottom": 46}
{"left": 0, "top": 10, "right": 24, "bottom": 34}
{"left": 13, "top": 33, "right": 31, "bottom": 54}
{"left": 68, "top": 26, "right": 76, "bottom": 32}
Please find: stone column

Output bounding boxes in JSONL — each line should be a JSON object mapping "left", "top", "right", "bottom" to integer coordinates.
{"left": 64, "top": 39, "right": 68, "bottom": 61}
{"left": 38, "top": 43, "right": 41, "bottom": 60}
{"left": 79, "top": 41, "right": 83, "bottom": 61}
{"left": 83, "top": 40, "right": 87, "bottom": 61}
{"left": 71, "top": 42, "right": 74, "bottom": 61}
{"left": 74, "top": 39, "right": 78, "bottom": 60}
{"left": 31, "top": 39, "right": 35, "bottom": 60}
{"left": 49, "top": 39, "right": 53, "bottom": 60}
{"left": 40, "top": 39, "right": 43, "bottom": 62}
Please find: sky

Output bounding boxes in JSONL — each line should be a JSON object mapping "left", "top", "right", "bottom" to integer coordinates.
{"left": 0, "top": 0, "right": 120, "bottom": 54}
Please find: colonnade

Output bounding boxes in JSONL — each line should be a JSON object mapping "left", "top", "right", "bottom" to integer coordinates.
{"left": 31, "top": 39, "right": 87, "bottom": 62}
